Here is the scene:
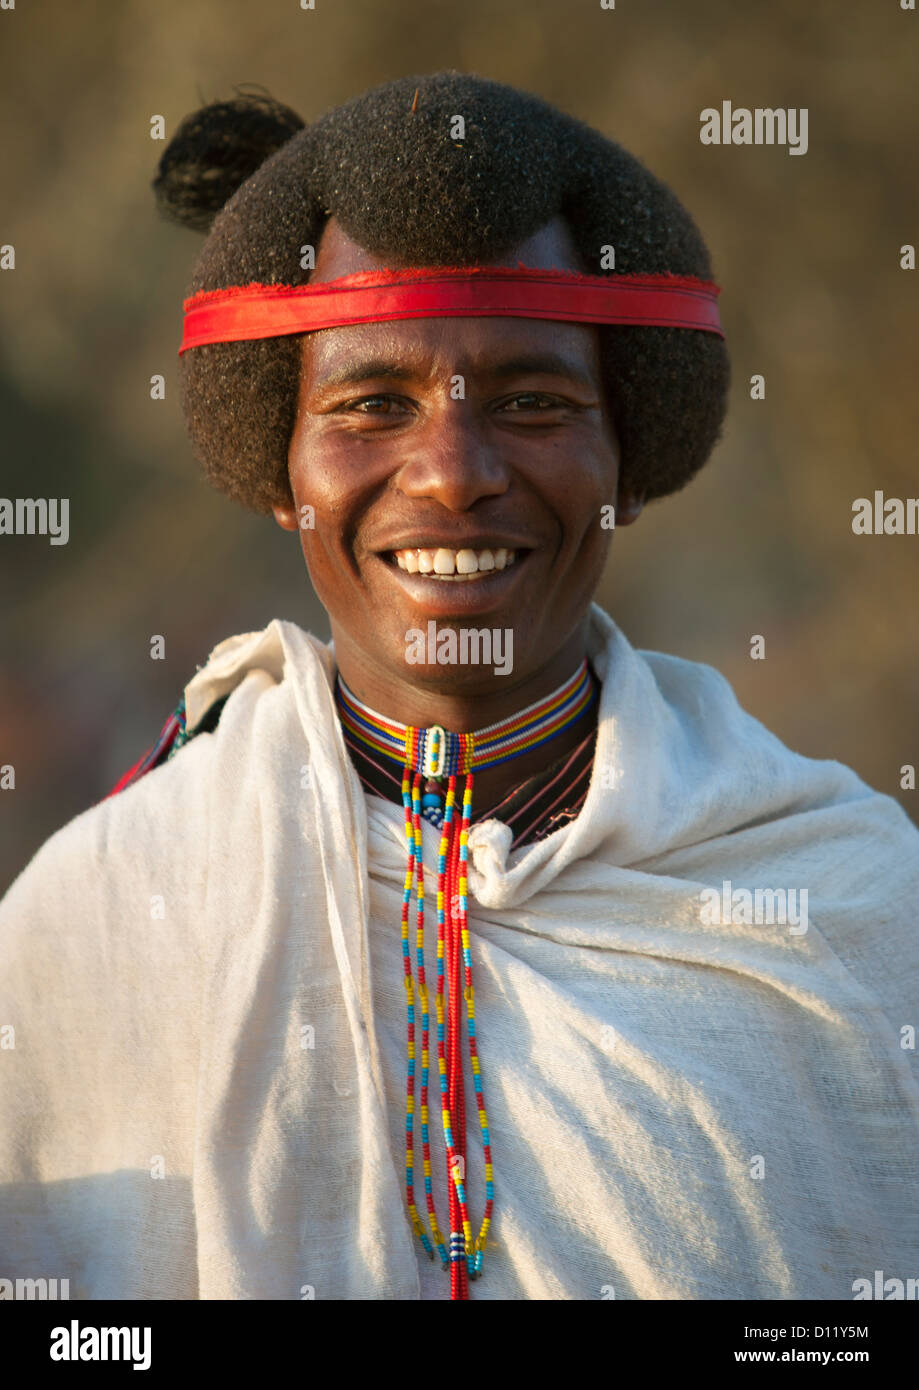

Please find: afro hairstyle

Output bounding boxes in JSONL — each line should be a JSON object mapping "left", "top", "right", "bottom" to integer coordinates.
{"left": 154, "top": 72, "right": 730, "bottom": 514}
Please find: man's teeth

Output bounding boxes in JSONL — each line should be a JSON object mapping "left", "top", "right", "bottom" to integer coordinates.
{"left": 392, "top": 546, "right": 517, "bottom": 580}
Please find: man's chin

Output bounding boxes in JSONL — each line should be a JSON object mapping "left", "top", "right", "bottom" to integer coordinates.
{"left": 364, "top": 625, "right": 528, "bottom": 695}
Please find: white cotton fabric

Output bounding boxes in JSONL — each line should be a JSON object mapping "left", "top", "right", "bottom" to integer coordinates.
{"left": 1, "top": 602, "right": 918, "bottom": 1301}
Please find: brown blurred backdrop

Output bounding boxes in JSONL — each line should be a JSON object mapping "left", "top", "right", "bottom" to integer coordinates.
{"left": 2, "top": 0, "right": 917, "bottom": 892}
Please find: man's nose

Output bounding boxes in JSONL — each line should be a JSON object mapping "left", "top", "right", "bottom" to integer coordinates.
{"left": 393, "top": 400, "right": 511, "bottom": 512}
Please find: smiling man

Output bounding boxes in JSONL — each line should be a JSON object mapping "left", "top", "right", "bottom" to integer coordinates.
{"left": 1, "top": 73, "right": 917, "bottom": 1303}
{"left": 276, "top": 212, "right": 644, "bottom": 816}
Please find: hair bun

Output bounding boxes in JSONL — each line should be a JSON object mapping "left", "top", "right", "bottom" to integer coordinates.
{"left": 153, "top": 89, "right": 305, "bottom": 233}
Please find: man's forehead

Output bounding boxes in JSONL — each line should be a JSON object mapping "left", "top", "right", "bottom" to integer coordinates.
{"left": 301, "top": 213, "right": 600, "bottom": 387}
{"left": 298, "top": 313, "right": 603, "bottom": 390}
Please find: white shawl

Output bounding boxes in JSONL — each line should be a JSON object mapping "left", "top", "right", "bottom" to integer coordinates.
{"left": 1, "top": 603, "right": 917, "bottom": 1300}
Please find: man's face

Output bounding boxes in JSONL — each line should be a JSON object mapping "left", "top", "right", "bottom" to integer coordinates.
{"left": 277, "top": 215, "right": 641, "bottom": 699}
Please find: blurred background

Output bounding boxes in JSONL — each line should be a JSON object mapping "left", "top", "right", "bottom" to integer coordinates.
{"left": 1, "top": 0, "right": 917, "bottom": 892}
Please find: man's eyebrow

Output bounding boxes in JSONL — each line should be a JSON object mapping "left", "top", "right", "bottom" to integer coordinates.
{"left": 484, "top": 353, "right": 596, "bottom": 389}
{"left": 311, "top": 351, "right": 597, "bottom": 393}
{"left": 313, "top": 359, "right": 419, "bottom": 392}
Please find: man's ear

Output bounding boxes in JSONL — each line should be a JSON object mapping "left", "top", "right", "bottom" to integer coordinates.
{"left": 615, "top": 486, "right": 646, "bottom": 527}
{"left": 272, "top": 502, "right": 300, "bottom": 532}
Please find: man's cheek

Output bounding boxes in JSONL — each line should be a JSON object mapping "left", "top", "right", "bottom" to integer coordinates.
{"left": 297, "top": 535, "right": 333, "bottom": 590}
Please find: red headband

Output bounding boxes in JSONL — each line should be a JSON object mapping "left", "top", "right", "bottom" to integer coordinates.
{"left": 179, "top": 265, "right": 723, "bottom": 354}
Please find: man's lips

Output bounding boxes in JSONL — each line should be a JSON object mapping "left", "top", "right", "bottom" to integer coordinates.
{"left": 369, "top": 548, "right": 534, "bottom": 616}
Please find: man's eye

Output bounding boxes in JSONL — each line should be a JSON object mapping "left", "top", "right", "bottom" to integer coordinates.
{"left": 349, "top": 395, "right": 403, "bottom": 414}
{"left": 502, "top": 393, "right": 559, "bottom": 410}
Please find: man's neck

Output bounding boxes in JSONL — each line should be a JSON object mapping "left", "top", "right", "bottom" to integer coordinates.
{"left": 332, "top": 623, "right": 596, "bottom": 812}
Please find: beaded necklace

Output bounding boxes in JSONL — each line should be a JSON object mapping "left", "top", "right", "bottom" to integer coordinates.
{"left": 334, "top": 658, "right": 597, "bottom": 1299}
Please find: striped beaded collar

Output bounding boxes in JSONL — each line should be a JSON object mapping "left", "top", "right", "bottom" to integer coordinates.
{"left": 333, "top": 656, "right": 597, "bottom": 784}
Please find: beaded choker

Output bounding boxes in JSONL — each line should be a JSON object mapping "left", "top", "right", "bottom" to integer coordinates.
{"left": 334, "top": 658, "right": 598, "bottom": 1299}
